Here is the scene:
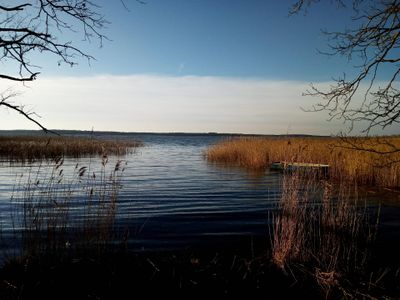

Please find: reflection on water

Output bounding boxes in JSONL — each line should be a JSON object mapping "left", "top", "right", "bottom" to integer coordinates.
{"left": 1, "top": 132, "right": 400, "bottom": 252}
{"left": 0, "top": 133, "right": 281, "bottom": 251}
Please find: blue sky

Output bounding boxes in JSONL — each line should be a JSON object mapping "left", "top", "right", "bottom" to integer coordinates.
{"left": 41, "top": 0, "right": 354, "bottom": 80}
{"left": 0, "top": 0, "right": 396, "bottom": 134}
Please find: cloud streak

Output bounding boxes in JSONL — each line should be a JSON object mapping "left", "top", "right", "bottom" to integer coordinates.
{"left": 0, "top": 74, "right": 381, "bottom": 134}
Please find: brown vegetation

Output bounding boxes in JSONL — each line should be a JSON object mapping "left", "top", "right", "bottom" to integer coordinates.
{"left": 206, "top": 136, "right": 400, "bottom": 187}
{"left": 0, "top": 136, "right": 398, "bottom": 298}
{"left": 6, "top": 156, "right": 126, "bottom": 257}
{"left": 271, "top": 174, "right": 376, "bottom": 298}
{"left": 0, "top": 136, "right": 142, "bottom": 163}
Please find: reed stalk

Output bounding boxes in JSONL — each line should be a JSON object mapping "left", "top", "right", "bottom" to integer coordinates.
{"left": 7, "top": 156, "right": 125, "bottom": 258}
{"left": 271, "top": 172, "right": 376, "bottom": 297}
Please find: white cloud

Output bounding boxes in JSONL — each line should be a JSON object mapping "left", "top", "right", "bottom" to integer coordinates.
{"left": 0, "top": 74, "right": 394, "bottom": 135}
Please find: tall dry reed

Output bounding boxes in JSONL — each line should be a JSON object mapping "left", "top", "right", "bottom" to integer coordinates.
{"left": 271, "top": 172, "right": 376, "bottom": 297}
{"left": 0, "top": 136, "right": 142, "bottom": 163}
{"left": 206, "top": 136, "right": 400, "bottom": 187}
{"left": 8, "top": 155, "right": 126, "bottom": 257}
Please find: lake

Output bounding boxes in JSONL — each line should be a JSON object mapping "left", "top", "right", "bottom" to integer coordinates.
{"left": 0, "top": 132, "right": 399, "bottom": 255}
{"left": 0, "top": 132, "right": 282, "bottom": 252}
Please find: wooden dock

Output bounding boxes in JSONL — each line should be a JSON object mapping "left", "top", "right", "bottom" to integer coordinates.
{"left": 270, "top": 161, "right": 330, "bottom": 176}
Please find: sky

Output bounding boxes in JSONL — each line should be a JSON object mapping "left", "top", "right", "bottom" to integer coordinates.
{"left": 0, "top": 0, "right": 397, "bottom": 135}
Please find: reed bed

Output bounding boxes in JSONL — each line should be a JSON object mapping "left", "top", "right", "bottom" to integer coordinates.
{"left": 4, "top": 156, "right": 126, "bottom": 258}
{"left": 0, "top": 136, "right": 142, "bottom": 163}
{"left": 271, "top": 173, "right": 377, "bottom": 298}
{"left": 206, "top": 136, "right": 400, "bottom": 187}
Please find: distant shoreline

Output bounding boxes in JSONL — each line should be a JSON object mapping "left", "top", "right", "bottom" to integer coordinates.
{"left": 0, "top": 129, "right": 327, "bottom": 138}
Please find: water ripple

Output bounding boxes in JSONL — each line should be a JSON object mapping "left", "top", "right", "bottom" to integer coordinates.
{"left": 0, "top": 133, "right": 281, "bottom": 250}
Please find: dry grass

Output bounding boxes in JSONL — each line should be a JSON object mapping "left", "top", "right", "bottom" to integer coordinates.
{"left": 271, "top": 173, "right": 376, "bottom": 298}
{"left": 271, "top": 175, "right": 308, "bottom": 269}
{"left": 206, "top": 136, "right": 400, "bottom": 187}
{"left": 7, "top": 156, "right": 126, "bottom": 257}
{"left": 0, "top": 136, "right": 142, "bottom": 163}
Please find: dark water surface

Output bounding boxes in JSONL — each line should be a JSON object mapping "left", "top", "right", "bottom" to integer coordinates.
{"left": 1, "top": 132, "right": 400, "bottom": 254}
{"left": 0, "top": 133, "right": 282, "bottom": 252}
{"left": 108, "top": 133, "right": 281, "bottom": 250}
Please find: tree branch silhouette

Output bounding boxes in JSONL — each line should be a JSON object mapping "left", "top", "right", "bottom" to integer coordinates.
{"left": 0, "top": 0, "right": 108, "bottom": 131}
{"left": 292, "top": 0, "right": 400, "bottom": 135}
{"left": 0, "top": 91, "right": 59, "bottom": 135}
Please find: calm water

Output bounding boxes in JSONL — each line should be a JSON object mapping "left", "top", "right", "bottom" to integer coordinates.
{"left": 0, "top": 133, "right": 282, "bottom": 251}
{"left": 1, "top": 132, "right": 400, "bottom": 253}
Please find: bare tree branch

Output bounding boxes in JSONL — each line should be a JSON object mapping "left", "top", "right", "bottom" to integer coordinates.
{"left": 0, "top": 91, "right": 59, "bottom": 135}
{"left": 332, "top": 133, "right": 400, "bottom": 166}
{"left": 293, "top": 0, "right": 400, "bottom": 135}
{"left": 0, "top": 0, "right": 108, "bottom": 131}
{"left": 0, "top": 73, "right": 39, "bottom": 82}
{"left": 0, "top": 1, "right": 107, "bottom": 82}
{"left": 0, "top": 4, "right": 32, "bottom": 12}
